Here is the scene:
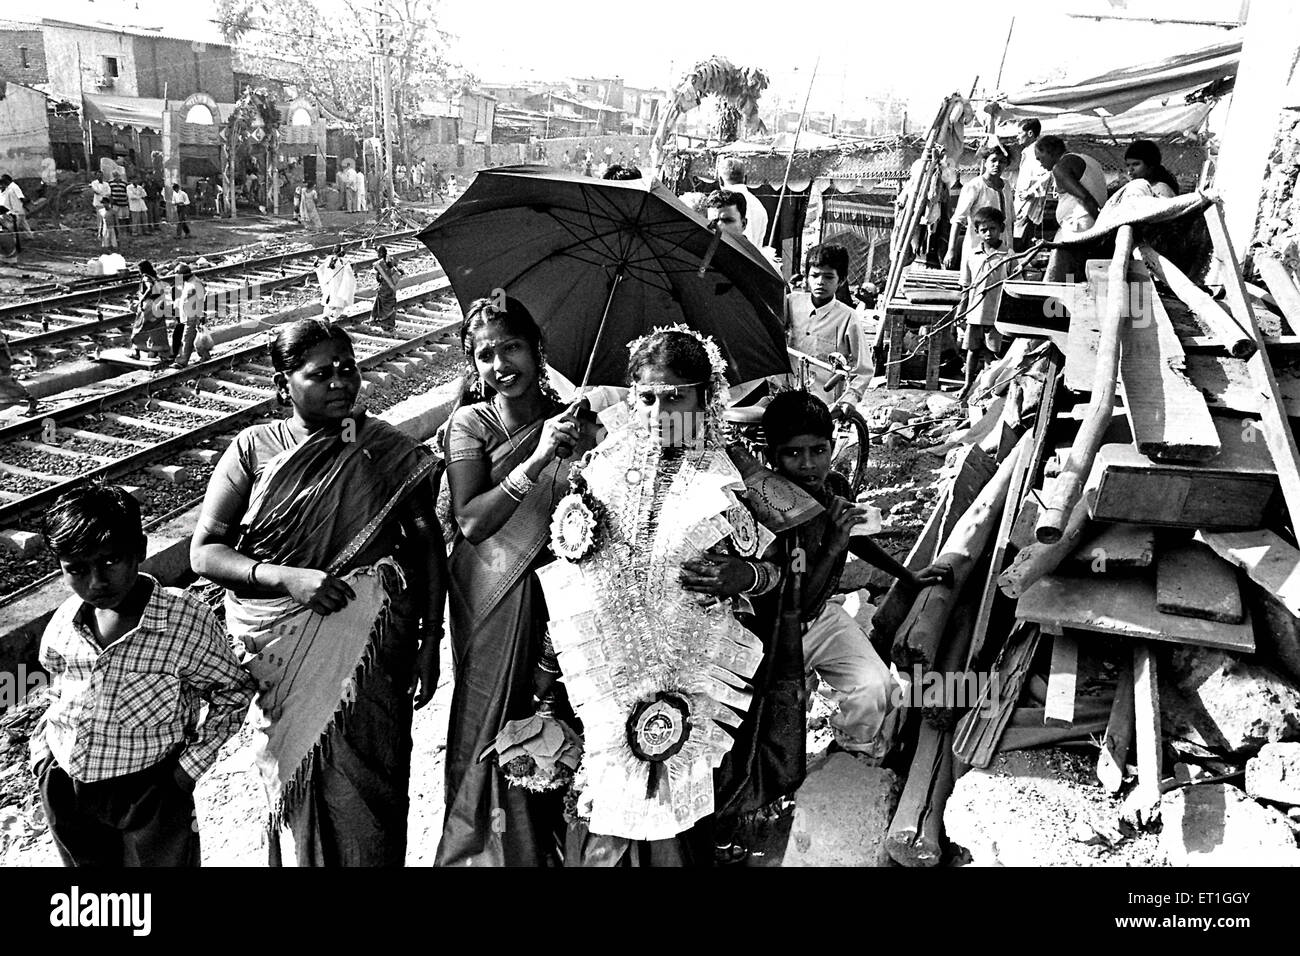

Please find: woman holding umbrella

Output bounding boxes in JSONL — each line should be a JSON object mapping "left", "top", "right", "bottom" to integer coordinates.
{"left": 371, "top": 246, "right": 401, "bottom": 330}
{"left": 435, "top": 295, "right": 600, "bottom": 867}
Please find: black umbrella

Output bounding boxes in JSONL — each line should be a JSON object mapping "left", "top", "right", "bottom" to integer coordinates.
{"left": 417, "top": 165, "right": 789, "bottom": 388}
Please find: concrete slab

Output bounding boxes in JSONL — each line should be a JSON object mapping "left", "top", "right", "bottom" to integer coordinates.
{"left": 781, "top": 753, "right": 900, "bottom": 867}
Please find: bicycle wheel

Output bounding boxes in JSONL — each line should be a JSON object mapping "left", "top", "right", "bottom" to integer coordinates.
{"left": 830, "top": 406, "right": 871, "bottom": 498}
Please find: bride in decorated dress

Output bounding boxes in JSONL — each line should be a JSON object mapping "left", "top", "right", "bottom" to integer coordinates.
{"left": 525, "top": 326, "right": 813, "bottom": 866}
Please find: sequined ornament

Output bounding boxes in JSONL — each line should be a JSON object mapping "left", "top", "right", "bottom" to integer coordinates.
{"left": 550, "top": 493, "right": 599, "bottom": 561}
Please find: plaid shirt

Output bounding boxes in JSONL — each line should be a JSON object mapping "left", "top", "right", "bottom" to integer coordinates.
{"left": 29, "top": 575, "right": 254, "bottom": 784}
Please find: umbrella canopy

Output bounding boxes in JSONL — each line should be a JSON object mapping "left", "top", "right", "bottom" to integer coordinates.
{"left": 417, "top": 165, "right": 789, "bottom": 387}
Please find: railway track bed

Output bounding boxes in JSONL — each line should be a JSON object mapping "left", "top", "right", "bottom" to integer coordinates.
{"left": 0, "top": 281, "right": 467, "bottom": 603}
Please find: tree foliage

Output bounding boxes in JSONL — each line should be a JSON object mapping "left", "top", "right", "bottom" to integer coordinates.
{"left": 215, "top": 0, "right": 457, "bottom": 134}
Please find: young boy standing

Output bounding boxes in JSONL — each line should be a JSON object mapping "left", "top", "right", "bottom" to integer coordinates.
{"left": 761, "top": 392, "right": 951, "bottom": 759}
{"left": 958, "top": 206, "right": 1012, "bottom": 404}
{"left": 782, "top": 244, "right": 870, "bottom": 416}
{"left": 29, "top": 483, "right": 253, "bottom": 867}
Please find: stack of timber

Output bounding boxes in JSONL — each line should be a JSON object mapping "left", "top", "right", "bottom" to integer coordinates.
{"left": 880, "top": 200, "right": 1300, "bottom": 867}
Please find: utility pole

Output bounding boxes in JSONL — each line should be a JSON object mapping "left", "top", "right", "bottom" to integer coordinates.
{"left": 378, "top": 1, "right": 396, "bottom": 212}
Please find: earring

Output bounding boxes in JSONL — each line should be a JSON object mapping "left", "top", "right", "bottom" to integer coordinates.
{"left": 276, "top": 388, "right": 290, "bottom": 407}
{"left": 470, "top": 375, "right": 483, "bottom": 399}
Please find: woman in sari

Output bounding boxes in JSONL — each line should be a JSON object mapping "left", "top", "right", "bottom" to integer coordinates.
{"left": 371, "top": 246, "right": 401, "bottom": 330}
{"left": 299, "top": 183, "right": 323, "bottom": 231}
{"left": 191, "top": 318, "right": 445, "bottom": 866}
{"left": 435, "top": 295, "right": 599, "bottom": 867}
{"left": 130, "top": 260, "right": 172, "bottom": 362}
{"left": 0, "top": 206, "right": 16, "bottom": 263}
{"left": 316, "top": 245, "right": 356, "bottom": 321}
{"left": 538, "top": 327, "right": 802, "bottom": 867}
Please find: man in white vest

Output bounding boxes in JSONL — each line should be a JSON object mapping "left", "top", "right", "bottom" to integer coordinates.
{"left": 1034, "top": 134, "right": 1109, "bottom": 282}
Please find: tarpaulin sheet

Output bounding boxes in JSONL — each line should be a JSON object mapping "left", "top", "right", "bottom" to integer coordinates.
{"left": 1000, "top": 36, "right": 1240, "bottom": 117}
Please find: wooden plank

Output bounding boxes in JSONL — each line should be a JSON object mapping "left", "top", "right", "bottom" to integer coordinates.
{"left": 952, "top": 624, "right": 1042, "bottom": 769}
{"left": 1097, "top": 664, "right": 1135, "bottom": 793}
{"left": 1008, "top": 495, "right": 1041, "bottom": 551}
{"left": 1015, "top": 574, "right": 1255, "bottom": 653}
{"left": 1156, "top": 540, "right": 1244, "bottom": 623}
{"left": 1196, "top": 528, "right": 1300, "bottom": 617}
{"left": 995, "top": 318, "right": 1069, "bottom": 353}
{"left": 1003, "top": 280, "right": 1079, "bottom": 301}
{"left": 1063, "top": 523, "right": 1155, "bottom": 573}
{"left": 968, "top": 431, "right": 1036, "bottom": 667}
{"left": 1132, "top": 643, "right": 1162, "bottom": 808}
{"left": 886, "top": 313, "right": 905, "bottom": 389}
{"left": 1118, "top": 267, "right": 1220, "bottom": 462}
{"left": 1257, "top": 256, "right": 1300, "bottom": 333}
{"left": 1061, "top": 266, "right": 1105, "bottom": 392}
{"left": 1139, "top": 244, "right": 1255, "bottom": 358}
{"left": 1044, "top": 633, "right": 1079, "bottom": 724}
{"left": 1087, "top": 414, "right": 1277, "bottom": 530}
{"left": 1205, "top": 202, "right": 1300, "bottom": 532}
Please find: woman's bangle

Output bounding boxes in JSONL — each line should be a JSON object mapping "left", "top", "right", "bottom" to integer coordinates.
{"left": 247, "top": 561, "right": 263, "bottom": 587}
{"left": 744, "top": 560, "right": 780, "bottom": 596}
{"left": 501, "top": 464, "right": 535, "bottom": 501}
{"left": 740, "top": 561, "right": 760, "bottom": 595}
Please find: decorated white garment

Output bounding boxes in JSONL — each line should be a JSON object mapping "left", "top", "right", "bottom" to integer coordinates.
{"left": 537, "top": 408, "right": 774, "bottom": 841}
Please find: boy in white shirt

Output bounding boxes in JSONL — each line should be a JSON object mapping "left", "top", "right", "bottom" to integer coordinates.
{"left": 957, "top": 206, "right": 1013, "bottom": 403}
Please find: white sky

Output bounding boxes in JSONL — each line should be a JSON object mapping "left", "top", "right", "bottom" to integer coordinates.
{"left": 35, "top": 0, "right": 1248, "bottom": 115}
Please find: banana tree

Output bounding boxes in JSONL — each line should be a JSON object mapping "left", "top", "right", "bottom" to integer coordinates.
{"left": 650, "top": 57, "right": 770, "bottom": 174}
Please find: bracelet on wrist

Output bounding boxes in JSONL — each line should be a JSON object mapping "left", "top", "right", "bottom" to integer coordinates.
{"left": 247, "top": 561, "right": 263, "bottom": 587}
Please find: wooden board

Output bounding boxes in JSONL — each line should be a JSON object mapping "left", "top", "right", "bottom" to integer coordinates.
{"left": 1063, "top": 523, "right": 1155, "bottom": 573}
{"left": 1045, "top": 633, "right": 1079, "bottom": 724}
{"left": 905, "top": 289, "right": 962, "bottom": 305}
{"left": 1196, "top": 528, "right": 1300, "bottom": 617}
{"left": 1186, "top": 353, "right": 1300, "bottom": 416}
{"left": 1156, "top": 540, "right": 1244, "bottom": 623}
{"left": 1205, "top": 204, "right": 1300, "bottom": 538}
{"left": 995, "top": 318, "right": 1069, "bottom": 353}
{"left": 1015, "top": 573, "right": 1255, "bottom": 652}
{"left": 1118, "top": 266, "right": 1221, "bottom": 462}
{"left": 1009, "top": 496, "right": 1041, "bottom": 551}
{"left": 1061, "top": 263, "right": 1107, "bottom": 392}
{"left": 1132, "top": 643, "right": 1162, "bottom": 806}
{"left": 1185, "top": 334, "right": 1300, "bottom": 352}
{"left": 1257, "top": 257, "right": 1300, "bottom": 334}
{"left": 1086, "top": 415, "right": 1277, "bottom": 530}
{"left": 1003, "top": 280, "right": 1080, "bottom": 301}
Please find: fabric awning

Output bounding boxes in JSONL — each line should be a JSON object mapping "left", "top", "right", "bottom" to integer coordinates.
{"left": 83, "top": 93, "right": 237, "bottom": 131}
{"left": 998, "top": 101, "right": 1215, "bottom": 138}
{"left": 1000, "top": 36, "right": 1240, "bottom": 117}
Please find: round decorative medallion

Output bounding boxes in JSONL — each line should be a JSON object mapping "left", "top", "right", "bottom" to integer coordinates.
{"left": 625, "top": 467, "right": 643, "bottom": 485}
{"left": 626, "top": 693, "right": 692, "bottom": 762}
{"left": 550, "top": 493, "right": 598, "bottom": 561}
{"left": 728, "top": 505, "right": 759, "bottom": 556}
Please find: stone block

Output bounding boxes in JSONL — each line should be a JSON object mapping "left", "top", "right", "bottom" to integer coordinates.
{"left": 781, "top": 753, "right": 899, "bottom": 867}
{"left": 1160, "top": 783, "right": 1300, "bottom": 866}
{"left": 1246, "top": 742, "right": 1300, "bottom": 805}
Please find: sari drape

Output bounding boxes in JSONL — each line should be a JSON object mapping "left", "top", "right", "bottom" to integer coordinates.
{"left": 435, "top": 407, "right": 592, "bottom": 867}
{"left": 223, "top": 415, "right": 436, "bottom": 866}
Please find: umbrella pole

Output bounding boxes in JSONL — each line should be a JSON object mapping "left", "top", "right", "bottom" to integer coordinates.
{"left": 577, "top": 267, "right": 627, "bottom": 392}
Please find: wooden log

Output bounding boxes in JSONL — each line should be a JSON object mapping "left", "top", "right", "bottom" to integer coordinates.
{"left": 886, "top": 722, "right": 955, "bottom": 867}
{"left": 893, "top": 432, "right": 1030, "bottom": 670}
{"left": 1138, "top": 243, "right": 1255, "bottom": 358}
{"left": 952, "top": 623, "right": 1042, "bottom": 768}
{"left": 1204, "top": 202, "right": 1300, "bottom": 531}
{"left": 1038, "top": 225, "right": 1136, "bottom": 543}
{"left": 1014, "top": 574, "right": 1255, "bottom": 653}
{"left": 871, "top": 444, "right": 996, "bottom": 645}
{"left": 1155, "top": 540, "right": 1244, "bottom": 624}
{"left": 1118, "top": 264, "right": 1221, "bottom": 462}
{"left": 998, "top": 490, "right": 1094, "bottom": 599}
{"left": 1256, "top": 256, "right": 1300, "bottom": 334}
{"left": 1097, "top": 664, "right": 1136, "bottom": 793}
{"left": 1184, "top": 333, "right": 1300, "bottom": 352}
{"left": 923, "top": 595, "right": 978, "bottom": 730}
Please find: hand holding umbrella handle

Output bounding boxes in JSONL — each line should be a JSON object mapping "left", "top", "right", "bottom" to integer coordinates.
{"left": 554, "top": 397, "right": 592, "bottom": 460}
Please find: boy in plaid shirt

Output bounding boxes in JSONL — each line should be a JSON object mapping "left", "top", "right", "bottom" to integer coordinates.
{"left": 29, "top": 483, "right": 253, "bottom": 867}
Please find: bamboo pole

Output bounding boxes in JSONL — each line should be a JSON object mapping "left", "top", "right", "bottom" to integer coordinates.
{"left": 1138, "top": 243, "right": 1255, "bottom": 358}
{"left": 1035, "top": 224, "right": 1135, "bottom": 543}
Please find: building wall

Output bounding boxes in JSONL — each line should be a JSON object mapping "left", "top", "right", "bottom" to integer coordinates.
{"left": 41, "top": 23, "right": 140, "bottom": 102}
{"left": 133, "top": 36, "right": 235, "bottom": 100}
{"left": 0, "top": 27, "right": 49, "bottom": 85}
{"left": 0, "top": 82, "right": 51, "bottom": 178}
{"left": 459, "top": 92, "right": 496, "bottom": 144}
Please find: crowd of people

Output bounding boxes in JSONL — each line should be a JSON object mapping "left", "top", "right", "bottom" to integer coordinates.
{"left": 15, "top": 130, "right": 1193, "bottom": 868}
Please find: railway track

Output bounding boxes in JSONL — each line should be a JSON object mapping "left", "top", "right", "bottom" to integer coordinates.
{"left": 0, "top": 230, "right": 425, "bottom": 358}
{"left": 0, "top": 278, "right": 462, "bottom": 540}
